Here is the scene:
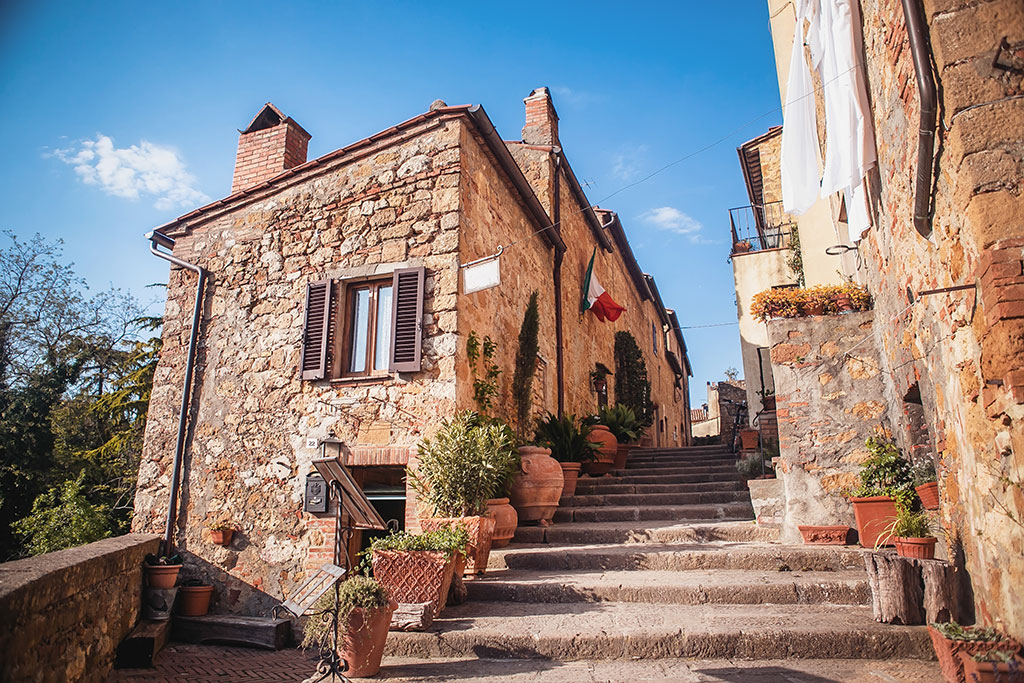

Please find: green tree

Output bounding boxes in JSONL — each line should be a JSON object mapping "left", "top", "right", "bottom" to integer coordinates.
{"left": 511, "top": 292, "right": 540, "bottom": 442}
{"left": 12, "top": 473, "right": 111, "bottom": 555}
{"left": 613, "top": 331, "right": 654, "bottom": 428}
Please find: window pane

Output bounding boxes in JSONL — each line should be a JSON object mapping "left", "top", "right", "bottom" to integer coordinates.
{"left": 374, "top": 285, "right": 393, "bottom": 371}
{"left": 349, "top": 288, "right": 370, "bottom": 373}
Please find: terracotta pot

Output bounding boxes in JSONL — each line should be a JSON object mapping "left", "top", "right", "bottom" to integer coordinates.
{"left": 850, "top": 496, "right": 898, "bottom": 548}
{"left": 760, "top": 396, "right": 776, "bottom": 411}
{"left": 177, "top": 585, "right": 214, "bottom": 616}
{"left": 917, "top": 481, "right": 940, "bottom": 510}
{"left": 958, "top": 651, "right": 1024, "bottom": 683}
{"left": 613, "top": 443, "right": 632, "bottom": 470}
{"left": 929, "top": 626, "right": 1023, "bottom": 683}
{"left": 582, "top": 425, "right": 617, "bottom": 477}
{"left": 797, "top": 525, "right": 852, "bottom": 545}
{"left": 420, "top": 516, "right": 495, "bottom": 575}
{"left": 144, "top": 564, "right": 182, "bottom": 589}
{"left": 508, "top": 446, "right": 563, "bottom": 526}
{"left": 559, "top": 462, "right": 582, "bottom": 499}
{"left": 836, "top": 294, "right": 855, "bottom": 312}
{"left": 340, "top": 600, "right": 397, "bottom": 677}
{"left": 210, "top": 529, "right": 234, "bottom": 547}
{"left": 739, "top": 428, "right": 759, "bottom": 451}
{"left": 895, "top": 536, "right": 937, "bottom": 560}
{"left": 485, "top": 498, "right": 517, "bottom": 549}
{"left": 804, "top": 302, "right": 825, "bottom": 316}
{"left": 370, "top": 550, "right": 454, "bottom": 619}
{"left": 733, "top": 241, "right": 752, "bottom": 253}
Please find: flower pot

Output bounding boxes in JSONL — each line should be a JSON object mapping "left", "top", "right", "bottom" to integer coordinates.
{"left": 371, "top": 550, "right": 455, "bottom": 619}
{"left": 559, "top": 462, "right": 582, "bottom": 499}
{"left": 850, "top": 496, "right": 898, "bottom": 548}
{"left": 210, "top": 529, "right": 234, "bottom": 547}
{"left": 760, "top": 396, "right": 776, "bottom": 411}
{"left": 141, "top": 587, "right": 177, "bottom": 620}
{"left": 917, "top": 481, "right": 940, "bottom": 510}
{"left": 613, "top": 443, "right": 632, "bottom": 470}
{"left": 340, "top": 600, "right": 397, "bottom": 677}
{"left": 929, "top": 625, "right": 1023, "bottom": 683}
{"left": 485, "top": 498, "right": 517, "bottom": 549}
{"left": 144, "top": 564, "right": 182, "bottom": 589}
{"left": 739, "top": 428, "right": 759, "bottom": 451}
{"left": 733, "top": 241, "right": 752, "bottom": 253}
{"left": 836, "top": 294, "right": 855, "bottom": 312}
{"left": 582, "top": 425, "right": 617, "bottom": 477}
{"left": 797, "top": 525, "right": 852, "bottom": 545}
{"left": 895, "top": 536, "right": 937, "bottom": 560}
{"left": 177, "top": 585, "right": 214, "bottom": 616}
{"left": 509, "top": 446, "right": 563, "bottom": 526}
{"left": 958, "top": 651, "right": 1024, "bottom": 683}
{"left": 420, "top": 515, "right": 495, "bottom": 575}
{"left": 804, "top": 302, "right": 825, "bottom": 316}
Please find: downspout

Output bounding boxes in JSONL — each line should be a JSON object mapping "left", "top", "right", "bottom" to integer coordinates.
{"left": 552, "top": 152, "right": 565, "bottom": 418}
{"left": 901, "top": 0, "right": 938, "bottom": 237}
{"left": 145, "top": 230, "right": 208, "bottom": 556}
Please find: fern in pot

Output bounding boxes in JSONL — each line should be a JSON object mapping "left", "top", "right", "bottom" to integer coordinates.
{"left": 409, "top": 411, "right": 516, "bottom": 575}
{"left": 303, "top": 576, "right": 396, "bottom": 678}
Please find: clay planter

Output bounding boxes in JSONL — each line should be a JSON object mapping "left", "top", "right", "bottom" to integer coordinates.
{"left": 804, "top": 302, "right": 825, "bottom": 316}
{"left": 485, "top": 498, "right": 517, "bottom": 549}
{"left": 340, "top": 601, "right": 397, "bottom": 678}
{"left": 738, "top": 428, "right": 759, "bottom": 451}
{"left": 559, "top": 462, "right": 582, "bottom": 499}
{"left": 917, "top": 481, "right": 940, "bottom": 510}
{"left": 798, "top": 525, "right": 852, "bottom": 545}
{"left": 582, "top": 425, "right": 617, "bottom": 477}
{"left": 420, "top": 516, "right": 495, "bottom": 575}
{"left": 509, "top": 446, "right": 563, "bottom": 526}
{"left": 760, "top": 396, "right": 776, "bottom": 411}
{"left": 177, "top": 585, "right": 214, "bottom": 616}
{"left": 371, "top": 550, "right": 455, "bottom": 619}
{"left": 958, "top": 651, "right": 1024, "bottom": 683}
{"left": 895, "top": 536, "right": 937, "bottom": 560}
{"left": 209, "top": 528, "right": 234, "bottom": 547}
{"left": 836, "top": 294, "right": 855, "bottom": 312}
{"left": 929, "top": 626, "right": 1023, "bottom": 683}
{"left": 613, "top": 443, "right": 632, "bottom": 470}
{"left": 144, "top": 564, "right": 182, "bottom": 589}
{"left": 850, "top": 496, "right": 898, "bottom": 548}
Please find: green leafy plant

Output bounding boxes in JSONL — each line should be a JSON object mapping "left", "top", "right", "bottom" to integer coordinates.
{"left": 408, "top": 412, "right": 517, "bottom": 517}
{"left": 850, "top": 435, "right": 916, "bottom": 510}
{"left": 208, "top": 521, "right": 234, "bottom": 532}
{"left": 467, "top": 332, "right": 501, "bottom": 416}
{"left": 12, "top": 473, "right": 112, "bottom": 556}
{"left": 972, "top": 649, "right": 1020, "bottom": 663}
{"left": 301, "top": 576, "right": 390, "bottom": 649}
{"left": 787, "top": 227, "right": 805, "bottom": 287}
{"left": 510, "top": 292, "right": 540, "bottom": 443}
{"left": 366, "top": 526, "right": 469, "bottom": 559}
{"left": 597, "top": 404, "right": 641, "bottom": 444}
{"left": 910, "top": 458, "right": 937, "bottom": 487}
{"left": 930, "top": 622, "right": 1009, "bottom": 643}
{"left": 613, "top": 331, "right": 654, "bottom": 428}
{"left": 877, "top": 507, "right": 932, "bottom": 548}
{"left": 533, "top": 413, "right": 599, "bottom": 463}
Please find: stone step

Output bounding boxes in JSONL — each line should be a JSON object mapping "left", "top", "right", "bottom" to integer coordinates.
{"left": 466, "top": 568, "right": 871, "bottom": 606}
{"left": 511, "top": 520, "right": 776, "bottom": 545}
{"left": 590, "top": 472, "right": 743, "bottom": 485}
{"left": 618, "top": 464, "right": 740, "bottom": 476}
{"left": 626, "top": 452, "right": 735, "bottom": 462}
{"left": 561, "top": 490, "right": 751, "bottom": 508}
{"left": 383, "top": 602, "right": 933, "bottom": 661}
{"left": 493, "top": 542, "right": 864, "bottom": 572}
{"left": 552, "top": 502, "right": 754, "bottom": 524}
{"left": 572, "top": 481, "right": 747, "bottom": 495}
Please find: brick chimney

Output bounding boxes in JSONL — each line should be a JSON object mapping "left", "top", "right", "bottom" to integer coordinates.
{"left": 231, "top": 103, "right": 311, "bottom": 194}
{"left": 522, "top": 87, "right": 559, "bottom": 146}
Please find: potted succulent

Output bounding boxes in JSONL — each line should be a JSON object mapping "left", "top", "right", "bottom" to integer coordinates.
{"left": 597, "top": 404, "right": 641, "bottom": 469}
{"left": 208, "top": 522, "right": 235, "bottom": 547}
{"left": 368, "top": 526, "right": 468, "bottom": 619}
{"left": 928, "top": 621, "right": 1023, "bottom": 683}
{"left": 960, "top": 648, "right": 1024, "bottom": 682}
{"left": 177, "top": 578, "right": 214, "bottom": 616}
{"left": 912, "top": 458, "right": 940, "bottom": 510}
{"left": 143, "top": 553, "right": 183, "bottom": 589}
{"left": 409, "top": 411, "right": 516, "bottom": 575}
{"left": 849, "top": 436, "right": 915, "bottom": 548}
{"left": 878, "top": 507, "right": 936, "bottom": 559}
{"left": 303, "top": 576, "right": 397, "bottom": 678}
{"left": 534, "top": 413, "right": 599, "bottom": 497}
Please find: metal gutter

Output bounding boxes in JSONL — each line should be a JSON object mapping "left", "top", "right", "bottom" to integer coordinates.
{"left": 552, "top": 154, "right": 566, "bottom": 418}
{"left": 902, "top": 0, "right": 938, "bottom": 237}
{"left": 146, "top": 230, "right": 208, "bottom": 556}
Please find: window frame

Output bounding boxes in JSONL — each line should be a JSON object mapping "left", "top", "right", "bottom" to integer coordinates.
{"left": 337, "top": 276, "right": 394, "bottom": 380}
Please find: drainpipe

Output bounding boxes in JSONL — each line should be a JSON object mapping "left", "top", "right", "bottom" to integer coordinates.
{"left": 145, "top": 230, "right": 208, "bottom": 556}
{"left": 552, "top": 153, "right": 565, "bottom": 418}
{"left": 902, "top": 0, "right": 938, "bottom": 238}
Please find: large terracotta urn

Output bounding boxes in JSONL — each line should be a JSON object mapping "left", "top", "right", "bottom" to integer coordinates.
{"left": 485, "top": 498, "right": 517, "bottom": 549}
{"left": 582, "top": 425, "right": 617, "bottom": 477}
{"left": 559, "top": 462, "right": 582, "bottom": 499}
{"left": 420, "top": 515, "right": 495, "bottom": 575}
{"left": 339, "top": 600, "right": 397, "bottom": 677}
{"left": 613, "top": 442, "right": 633, "bottom": 470}
{"left": 509, "top": 446, "right": 563, "bottom": 526}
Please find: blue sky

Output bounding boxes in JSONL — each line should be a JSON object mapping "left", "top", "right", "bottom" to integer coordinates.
{"left": 0, "top": 1, "right": 782, "bottom": 403}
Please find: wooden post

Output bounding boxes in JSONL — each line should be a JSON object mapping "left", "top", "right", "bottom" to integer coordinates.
{"left": 864, "top": 551, "right": 961, "bottom": 625}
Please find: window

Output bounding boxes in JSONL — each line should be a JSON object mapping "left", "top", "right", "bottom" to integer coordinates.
{"left": 652, "top": 322, "right": 659, "bottom": 356}
{"left": 342, "top": 279, "right": 393, "bottom": 376}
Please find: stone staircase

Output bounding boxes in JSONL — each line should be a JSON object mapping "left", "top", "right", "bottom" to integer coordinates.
{"left": 384, "top": 445, "right": 936, "bottom": 673}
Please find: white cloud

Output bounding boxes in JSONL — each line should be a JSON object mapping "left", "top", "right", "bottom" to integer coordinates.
{"left": 611, "top": 144, "right": 649, "bottom": 181}
{"left": 640, "top": 206, "right": 717, "bottom": 244}
{"left": 550, "top": 85, "right": 599, "bottom": 107}
{"left": 53, "top": 134, "right": 209, "bottom": 210}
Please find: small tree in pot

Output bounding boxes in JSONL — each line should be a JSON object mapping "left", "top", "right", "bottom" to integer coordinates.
{"left": 849, "top": 435, "right": 915, "bottom": 548}
{"left": 534, "top": 414, "right": 599, "bottom": 498}
{"left": 303, "top": 576, "right": 397, "bottom": 678}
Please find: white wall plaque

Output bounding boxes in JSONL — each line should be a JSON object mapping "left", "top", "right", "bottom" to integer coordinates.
{"left": 463, "top": 257, "right": 500, "bottom": 294}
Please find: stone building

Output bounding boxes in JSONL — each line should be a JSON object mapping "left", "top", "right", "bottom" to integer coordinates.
{"left": 748, "top": 0, "right": 1024, "bottom": 639}
{"left": 133, "top": 90, "right": 692, "bottom": 614}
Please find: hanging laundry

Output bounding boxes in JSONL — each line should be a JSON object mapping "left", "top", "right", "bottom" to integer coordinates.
{"left": 781, "top": 0, "right": 821, "bottom": 215}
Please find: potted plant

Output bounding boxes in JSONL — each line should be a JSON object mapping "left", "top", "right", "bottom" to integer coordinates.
{"left": 912, "top": 458, "right": 940, "bottom": 510}
{"left": 733, "top": 239, "right": 752, "bottom": 253}
{"left": 485, "top": 495, "right": 517, "bottom": 549}
{"left": 582, "top": 419, "right": 617, "bottom": 477}
{"left": 878, "top": 507, "right": 936, "bottom": 559}
{"left": 368, "top": 526, "right": 468, "bottom": 619}
{"left": 409, "top": 411, "right": 516, "bottom": 575}
{"left": 208, "top": 522, "right": 234, "bottom": 547}
{"left": 804, "top": 285, "right": 829, "bottom": 316}
{"left": 756, "top": 388, "right": 776, "bottom": 411}
{"left": 736, "top": 452, "right": 772, "bottom": 480}
{"left": 303, "top": 576, "right": 397, "bottom": 678}
{"left": 177, "top": 578, "right": 214, "bottom": 616}
{"left": 143, "top": 553, "right": 183, "bottom": 589}
{"left": 960, "top": 648, "right": 1024, "bottom": 683}
{"left": 849, "top": 436, "right": 915, "bottom": 548}
{"left": 534, "top": 413, "right": 599, "bottom": 496}
{"left": 928, "top": 621, "right": 1023, "bottom": 683}
{"left": 738, "top": 426, "right": 759, "bottom": 451}
{"left": 597, "top": 404, "right": 641, "bottom": 469}
{"left": 508, "top": 438, "right": 564, "bottom": 527}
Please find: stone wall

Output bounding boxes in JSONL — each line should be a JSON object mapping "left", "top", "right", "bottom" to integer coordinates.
{"left": 769, "top": 311, "right": 888, "bottom": 544}
{"left": 0, "top": 534, "right": 161, "bottom": 683}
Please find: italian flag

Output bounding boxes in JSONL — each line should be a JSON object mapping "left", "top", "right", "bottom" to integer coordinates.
{"left": 581, "top": 248, "right": 626, "bottom": 322}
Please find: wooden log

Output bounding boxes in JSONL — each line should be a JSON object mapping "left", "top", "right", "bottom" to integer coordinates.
{"left": 389, "top": 602, "right": 433, "bottom": 632}
{"left": 115, "top": 619, "right": 171, "bottom": 669}
{"left": 864, "top": 551, "right": 926, "bottom": 625}
{"left": 172, "top": 615, "right": 291, "bottom": 650}
{"left": 920, "top": 558, "right": 961, "bottom": 624}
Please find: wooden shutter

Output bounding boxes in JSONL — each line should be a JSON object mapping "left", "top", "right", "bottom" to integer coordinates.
{"left": 300, "top": 279, "right": 333, "bottom": 380}
{"left": 389, "top": 267, "right": 425, "bottom": 373}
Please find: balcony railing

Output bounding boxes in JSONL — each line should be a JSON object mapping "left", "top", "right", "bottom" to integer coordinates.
{"left": 729, "top": 201, "right": 796, "bottom": 254}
